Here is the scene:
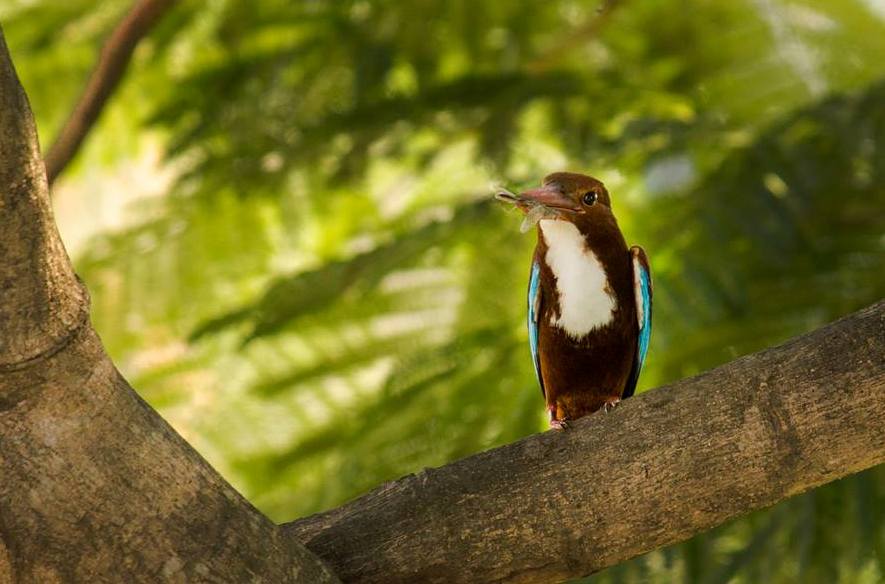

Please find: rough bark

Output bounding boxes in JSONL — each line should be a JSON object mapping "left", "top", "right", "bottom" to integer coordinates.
{"left": 286, "top": 301, "right": 885, "bottom": 584}
{"left": 0, "top": 27, "right": 339, "bottom": 584}
{"left": 43, "top": 0, "right": 176, "bottom": 186}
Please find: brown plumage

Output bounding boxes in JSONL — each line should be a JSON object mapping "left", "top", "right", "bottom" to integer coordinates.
{"left": 498, "top": 172, "right": 652, "bottom": 428}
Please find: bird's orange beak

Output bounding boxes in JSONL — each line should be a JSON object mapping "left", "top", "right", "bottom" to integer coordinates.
{"left": 518, "top": 184, "right": 581, "bottom": 213}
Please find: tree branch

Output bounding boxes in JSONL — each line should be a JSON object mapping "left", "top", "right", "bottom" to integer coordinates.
{"left": 0, "top": 27, "right": 88, "bottom": 369}
{"left": 0, "top": 25, "right": 339, "bottom": 583}
{"left": 285, "top": 301, "right": 885, "bottom": 584}
{"left": 43, "top": 0, "right": 176, "bottom": 186}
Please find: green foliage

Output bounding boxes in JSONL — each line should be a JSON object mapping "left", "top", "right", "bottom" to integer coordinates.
{"left": 4, "top": 0, "right": 884, "bottom": 581}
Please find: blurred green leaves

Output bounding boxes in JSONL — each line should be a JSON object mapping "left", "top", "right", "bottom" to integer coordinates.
{"left": 190, "top": 199, "right": 494, "bottom": 341}
{"left": 4, "top": 0, "right": 884, "bottom": 582}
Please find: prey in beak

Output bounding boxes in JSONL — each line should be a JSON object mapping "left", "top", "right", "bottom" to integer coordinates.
{"left": 508, "top": 184, "right": 583, "bottom": 213}
{"left": 495, "top": 183, "right": 580, "bottom": 233}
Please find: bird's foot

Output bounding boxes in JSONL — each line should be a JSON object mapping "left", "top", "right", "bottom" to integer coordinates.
{"left": 549, "top": 418, "right": 569, "bottom": 430}
{"left": 547, "top": 406, "right": 569, "bottom": 430}
{"left": 602, "top": 397, "right": 621, "bottom": 413}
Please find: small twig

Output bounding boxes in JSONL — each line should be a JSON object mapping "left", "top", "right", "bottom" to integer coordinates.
{"left": 44, "top": 0, "right": 177, "bottom": 186}
{"left": 526, "top": 0, "right": 623, "bottom": 73}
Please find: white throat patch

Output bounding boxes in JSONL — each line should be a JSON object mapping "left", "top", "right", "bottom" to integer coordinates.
{"left": 540, "top": 219, "right": 616, "bottom": 339}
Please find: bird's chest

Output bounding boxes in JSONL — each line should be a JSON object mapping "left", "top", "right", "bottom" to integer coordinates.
{"left": 540, "top": 220, "right": 617, "bottom": 340}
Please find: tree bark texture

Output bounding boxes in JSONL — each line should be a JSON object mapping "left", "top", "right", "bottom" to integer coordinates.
{"left": 2, "top": 16, "right": 884, "bottom": 584}
{"left": 43, "top": 0, "right": 176, "bottom": 186}
{"left": 286, "top": 301, "right": 885, "bottom": 584}
{"left": 0, "top": 28, "right": 339, "bottom": 584}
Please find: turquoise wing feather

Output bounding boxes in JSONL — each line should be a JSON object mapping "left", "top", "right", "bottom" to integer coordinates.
{"left": 624, "top": 246, "right": 652, "bottom": 398}
{"left": 527, "top": 261, "right": 544, "bottom": 397}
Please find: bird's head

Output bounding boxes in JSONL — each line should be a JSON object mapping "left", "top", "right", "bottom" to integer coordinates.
{"left": 496, "top": 172, "right": 615, "bottom": 233}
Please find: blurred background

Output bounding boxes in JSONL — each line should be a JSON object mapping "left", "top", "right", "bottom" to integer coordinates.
{"left": 2, "top": 0, "right": 883, "bottom": 581}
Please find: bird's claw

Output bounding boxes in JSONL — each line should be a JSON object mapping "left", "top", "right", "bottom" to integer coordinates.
{"left": 602, "top": 398, "right": 621, "bottom": 413}
{"left": 549, "top": 418, "right": 569, "bottom": 431}
{"left": 547, "top": 406, "right": 568, "bottom": 430}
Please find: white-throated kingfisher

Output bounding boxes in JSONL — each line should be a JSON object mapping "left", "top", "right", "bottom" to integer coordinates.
{"left": 497, "top": 172, "right": 652, "bottom": 429}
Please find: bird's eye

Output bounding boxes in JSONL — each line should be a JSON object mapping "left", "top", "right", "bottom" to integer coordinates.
{"left": 582, "top": 191, "right": 598, "bottom": 206}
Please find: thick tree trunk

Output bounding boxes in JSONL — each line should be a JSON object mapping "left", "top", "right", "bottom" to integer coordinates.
{"left": 285, "top": 300, "right": 885, "bottom": 584}
{"left": 1, "top": 19, "right": 883, "bottom": 584}
{"left": 0, "top": 28, "right": 339, "bottom": 584}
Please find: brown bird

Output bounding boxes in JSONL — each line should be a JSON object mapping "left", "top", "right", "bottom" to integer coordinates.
{"left": 497, "top": 172, "right": 652, "bottom": 429}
